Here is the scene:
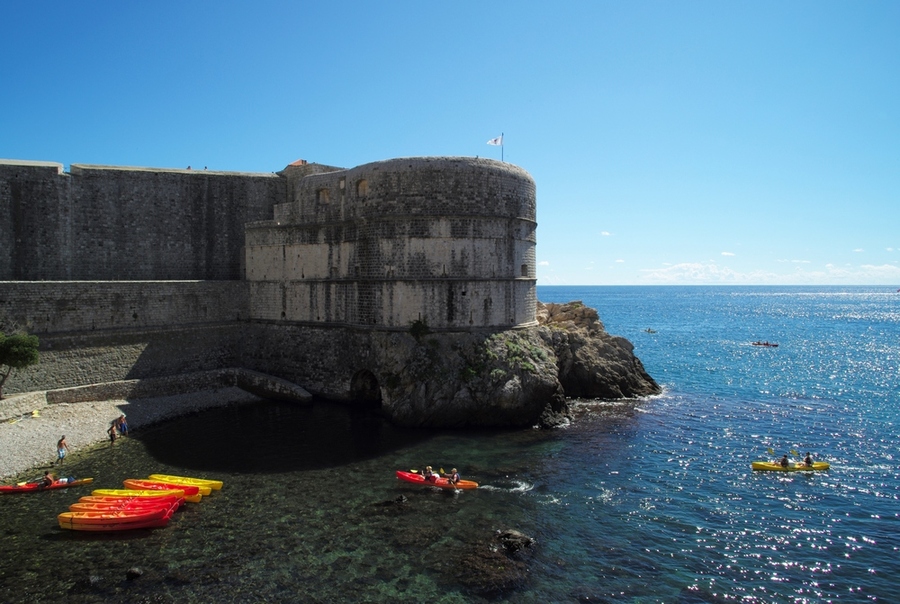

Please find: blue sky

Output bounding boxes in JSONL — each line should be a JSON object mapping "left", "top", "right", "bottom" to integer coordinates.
{"left": 2, "top": 2, "right": 898, "bottom": 286}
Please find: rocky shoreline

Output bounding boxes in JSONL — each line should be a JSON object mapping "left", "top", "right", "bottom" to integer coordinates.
{"left": 0, "top": 387, "right": 264, "bottom": 482}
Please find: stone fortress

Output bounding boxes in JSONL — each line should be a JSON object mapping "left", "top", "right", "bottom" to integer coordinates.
{"left": 1, "top": 156, "right": 658, "bottom": 427}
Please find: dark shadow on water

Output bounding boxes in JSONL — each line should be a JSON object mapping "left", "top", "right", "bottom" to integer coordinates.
{"left": 40, "top": 528, "right": 161, "bottom": 542}
{"left": 133, "top": 399, "right": 434, "bottom": 474}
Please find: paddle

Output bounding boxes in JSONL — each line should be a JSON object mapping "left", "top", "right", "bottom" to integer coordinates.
{"left": 766, "top": 447, "right": 775, "bottom": 456}
{"left": 790, "top": 449, "right": 801, "bottom": 458}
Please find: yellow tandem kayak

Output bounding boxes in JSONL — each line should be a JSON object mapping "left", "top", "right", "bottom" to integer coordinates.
{"left": 751, "top": 461, "right": 830, "bottom": 472}
{"left": 93, "top": 488, "right": 186, "bottom": 498}
{"left": 149, "top": 474, "right": 223, "bottom": 490}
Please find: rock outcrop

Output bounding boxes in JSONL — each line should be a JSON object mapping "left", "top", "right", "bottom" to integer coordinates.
{"left": 375, "top": 300, "right": 660, "bottom": 428}
{"left": 536, "top": 301, "right": 661, "bottom": 400}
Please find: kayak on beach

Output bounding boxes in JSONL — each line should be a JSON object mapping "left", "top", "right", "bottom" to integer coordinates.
{"left": 131, "top": 478, "right": 211, "bottom": 496}
{"left": 396, "top": 470, "right": 478, "bottom": 490}
{"left": 124, "top": 479, "right": 203, "bottom": 502}
{"left": 149, "top": 473, "right": 223, "bottom": 490}
{"left": 92, "top": 488, "right": 186, "bottom": 498}
{"left": 58, "top": 506, "right": 176, "bottom": 531}
{"left": 751, "top": 461, "right": 830, "bottom": 471}
{"left": 0, "top": 477, "right": 93, "bottom": 493}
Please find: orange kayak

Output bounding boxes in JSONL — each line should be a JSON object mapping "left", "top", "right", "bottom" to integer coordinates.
{"left": 124, "top": 479, "right": 202, "bottom": 502}
{"left": 78, "top": 494, "right": 183, "bottom": 506}
{"left": 396, "top": 470, "right": 478, "bottom": 490}
{"left": 70, "top": 499, "right": 182, "bottom": 513}
{"left": 58, "top": 514, "right": 172, "bottom": 531}
{"left": 58, "top": 507, "right": 169, "bottom": 526}
{"left": 128, "top": 478, "right": 211, "bottom": 496}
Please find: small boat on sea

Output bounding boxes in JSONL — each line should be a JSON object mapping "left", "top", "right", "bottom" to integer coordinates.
{"left": 751, "top": 341, "right": 779, "bottom": 347}
{"left": 644, "top": 328, "right": 657, "bottom": 334}
{"left": 751, "top": 461, "right": 830, "bottom": 472}
{"left": 396, "top": 470, "right": 478, "bottom": 490}
{"left": 0, "top": 477, "right": 93, "bottom": 494}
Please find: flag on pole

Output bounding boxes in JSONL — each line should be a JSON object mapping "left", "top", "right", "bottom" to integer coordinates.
{"left": 487, "top": 134, "right": 503, "bottom": 146}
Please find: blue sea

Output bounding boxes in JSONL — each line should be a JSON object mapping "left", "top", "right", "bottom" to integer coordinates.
{"left": 1, "top": 285, "right": 898, "bottom": 603}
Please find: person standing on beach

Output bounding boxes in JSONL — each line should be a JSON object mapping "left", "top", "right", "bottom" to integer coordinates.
{"left": 56, "top": 435, "right": 69, "bottom": 465}
{"left": 107, "top": 422, "right": 117, "bottom": 445}
{"left": 115, "top": 414, "right": 129, "bottom": 436}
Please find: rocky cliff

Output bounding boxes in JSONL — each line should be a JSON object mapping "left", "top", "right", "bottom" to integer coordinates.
{"left": 376, "top": 301, "right": 661, "bottom": 428}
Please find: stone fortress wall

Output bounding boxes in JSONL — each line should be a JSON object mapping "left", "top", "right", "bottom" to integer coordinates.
{"left": 246, "top": 157, "right": 537, "bottom": 330}
{"left": 0, "top": 160, "right": 282, "bottom": 281}
{"left": 0, "top": 156, "right": 538, "bottom": 399}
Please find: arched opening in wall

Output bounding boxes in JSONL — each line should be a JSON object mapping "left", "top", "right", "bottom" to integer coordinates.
{"left": 349, "top": 369, "right": 382, "bottom": 408}
{"left": 356, "top": 179, "right": 368, "bottom": 198}
{"left": 317, "top": 188, "right": 330, "bottom": 204}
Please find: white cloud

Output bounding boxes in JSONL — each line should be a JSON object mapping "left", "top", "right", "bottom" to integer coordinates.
{"left": 637, "top": 261, "right": 900, "bottom": 285}
{"left": 853, "top": 248, "right": 864, "bottom": 253}
{"left": 615, "top": 259, "right": 625, "bottom": 263}
{"left": 538, "top": 260, "right": 550, "bottom": 266}
{"left": 888, "top": 247, "right": 895, "bottom": 252}
{"left": 721, "top": 251, "right": 735, "bottom": 256}
{"left": 601, "top": 231, "right": 611, "bottom": 236}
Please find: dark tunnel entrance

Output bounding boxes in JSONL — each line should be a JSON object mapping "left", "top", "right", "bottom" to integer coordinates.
{"left": 349, "top": 369, "right": 382, "bottom": 408}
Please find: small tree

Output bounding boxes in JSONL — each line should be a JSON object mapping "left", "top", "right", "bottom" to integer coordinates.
{"left": 0, "top": 332, "right": 40, "bottom": 400}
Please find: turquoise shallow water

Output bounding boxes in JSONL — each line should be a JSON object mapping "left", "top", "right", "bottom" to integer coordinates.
{"left": 1, "top": 285, "right": 898, "bottom": 602}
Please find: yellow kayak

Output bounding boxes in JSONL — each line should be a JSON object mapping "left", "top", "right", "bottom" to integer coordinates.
{"left": 751, "top": 461, "right": 830, "bottom": 472}
{"left": 93, "top": 488, "right": 185, "bottom": 498}
{"left": 149, "top": 474, "right": 223, "bottom": 491}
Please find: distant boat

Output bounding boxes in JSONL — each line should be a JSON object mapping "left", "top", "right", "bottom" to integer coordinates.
{"left": 751, "top": 341, "right": 779, "bottom": 347}
{"left": 644, "top": 328, "right": 657, "bottom": 334}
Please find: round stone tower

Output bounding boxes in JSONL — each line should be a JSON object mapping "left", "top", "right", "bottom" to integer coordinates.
{"left": 245, "top": 156, "right": 537, "bottom": 330}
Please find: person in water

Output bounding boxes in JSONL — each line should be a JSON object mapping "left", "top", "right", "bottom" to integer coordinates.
{"left": 422, "top": 466, "right": 437, "bottom": 482}
{"left": 780, "top": 455, "right": 790, "bottom": 468}
{"left": 446, "top": 468, "right": 461, "bottom": 485}
{"left": 804, "top": 452, "right": 813, "bottom": 467}
{"left": 56, "top": 435, "right": 69, "bottom": 465}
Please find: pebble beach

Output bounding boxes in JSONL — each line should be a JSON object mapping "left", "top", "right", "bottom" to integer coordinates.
{"left": 0, "top": 387, "right": 264, "bottom": 482}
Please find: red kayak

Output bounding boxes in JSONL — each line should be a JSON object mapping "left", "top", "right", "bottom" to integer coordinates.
{"left": 58, "top": 507, "right": 171, "bottom": 526}
{"left": 0, "top": 478, "right": 93, "bottom": 493}
{"left": 396, "top": 470, "right": 478, "bottom": 490}
{"left": 123, "top": 479, "right": 202, "bottom": 502}
{"left": 78, "top": 494, "right": 183, "bottom": 506}
{"left": 70, "top": 499, "right": 182, "bottom": 513}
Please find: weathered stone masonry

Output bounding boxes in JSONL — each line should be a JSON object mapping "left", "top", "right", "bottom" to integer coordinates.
{"left": 0, "top": 157, "right": 539, "bottom": 412}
